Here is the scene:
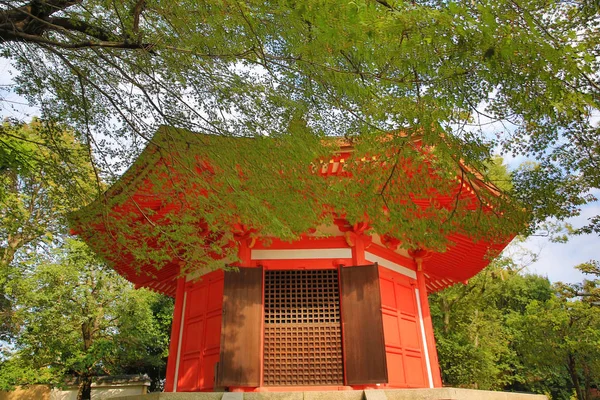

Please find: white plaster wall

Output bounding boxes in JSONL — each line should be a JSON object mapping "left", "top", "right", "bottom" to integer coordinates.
{"left": 50, "top": 388, "right": 77, "bottom": 400}
{"left": 50, "top": 385, "right": 146, "bottom": 400}
{"left": 92, "top": 387, "right": 145, "bottom": 399}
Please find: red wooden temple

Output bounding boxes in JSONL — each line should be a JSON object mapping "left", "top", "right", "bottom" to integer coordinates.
{"left": 71, "top": 126, "right": 514, "bottom": 393}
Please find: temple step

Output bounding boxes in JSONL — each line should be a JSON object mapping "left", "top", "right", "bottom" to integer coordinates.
{"left": 115, "top": 388, "right": 547, "bottom": 400}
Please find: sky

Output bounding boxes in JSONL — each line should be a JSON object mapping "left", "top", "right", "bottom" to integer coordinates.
{"left": 520, "top": 203, "right": 600, "bottom": 283}
{"left": 0, "top": 60, "right": 39, "bottom": 119}
{"left": 1, "top": 59, "right": 598, "bottom": 284}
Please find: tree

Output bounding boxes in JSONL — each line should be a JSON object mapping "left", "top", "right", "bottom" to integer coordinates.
{"left": 0, "top": 0, "right": 598, "bottom": 247}
{"left": 430, "top": 256, "right": 554, "bottom": 390}
{"left": 0, "top": 239, "right": 173, "bottom": 400}
{"left": 0, "top": 120, "right": 173, "bottom": 399}
{"left": 512, "top": 294, "right": 600, "bottom": 400}
{"left": 555, "top": 261, "right": 600, "bottom": 304}
{"left": 117, "top": 292, "right": 174, "bottom": 392}
{"left": 0, "top": 119, "right": 97, "bottom": 264}
{"left": 430, "top": 250, "right": 600, "bottom": 400}
{"left": 519, "top": 261, "right": 600, "bottom": 400}
{"left": 0, "top": 119, "right": 96, "bottom": 341}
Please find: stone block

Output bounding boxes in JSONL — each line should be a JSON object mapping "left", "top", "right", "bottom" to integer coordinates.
{"left": 383, "top": 388, "right": 547, "bottom": 400}
{"left": 244, "top": 391, "right": 303, "bottom": 400}
{"left": 364, "top": 389, "right": 388, "bottom": 400}
{"left": 114, "top": 393, "right": 223, "bottom": 400}
{"left": 304, "top": 390, "right": 365, "bottom": 400}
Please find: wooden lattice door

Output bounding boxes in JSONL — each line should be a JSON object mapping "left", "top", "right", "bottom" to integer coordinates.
{"left": 263, "top": 269, "right": 344, "bottom": 386}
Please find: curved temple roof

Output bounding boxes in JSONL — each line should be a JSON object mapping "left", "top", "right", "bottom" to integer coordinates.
{"left": 71, "top": 126, "right": 517, "bottom": 296}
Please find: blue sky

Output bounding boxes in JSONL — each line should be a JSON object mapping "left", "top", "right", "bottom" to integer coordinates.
{"left": 520, "top": 202, "right": 600, "bottom": 283}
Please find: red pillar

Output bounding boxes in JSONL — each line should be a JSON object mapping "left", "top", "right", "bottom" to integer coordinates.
{"left": 238, "top": 239, "right": 252, "bottom": 266}
{"left": 350, "top": 235, "right": 367, "bottom": 265}
{"left": 416, "top": 269, "right": 442, "bottom": 387}
{"left": 165, "top": 276, "right": 186, "bottom": 392}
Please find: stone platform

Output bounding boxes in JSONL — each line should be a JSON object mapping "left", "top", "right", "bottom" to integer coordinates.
{"left": 115, "top": 389, "right": 547, "bottom": 400}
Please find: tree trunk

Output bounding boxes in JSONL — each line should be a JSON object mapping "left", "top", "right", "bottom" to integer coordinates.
{"left": 473, "top": 309, "right": 479, "bottom": 348}
{"left": 1, "top": 233, "right": 25, "bottom": 268}
{"left": 442, "top": 298, "right": 451, "bottom": 334}
{"left": 583, "top": 364, "right": 592, "bottom": 400}
{"left": 77, "top": 375, "right": 92, "bottom": 400}
{"left": 78, "top": 319, "right": 94, "bottom": 400}
{"left": 567, "top": 353, "right": 584, "bottom": 400}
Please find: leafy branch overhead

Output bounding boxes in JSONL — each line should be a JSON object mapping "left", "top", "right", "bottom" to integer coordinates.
{"left": 0, "top": 0, "right": 599, "bottom": 240}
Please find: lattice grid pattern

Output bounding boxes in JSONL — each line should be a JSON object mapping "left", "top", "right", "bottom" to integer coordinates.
{"left": 263, "top": 269, "right": 344, "bottom": 386}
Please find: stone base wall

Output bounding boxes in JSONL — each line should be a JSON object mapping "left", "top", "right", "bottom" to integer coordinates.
{"left": 116, "top": 389, "right": 547, "bottom": 400}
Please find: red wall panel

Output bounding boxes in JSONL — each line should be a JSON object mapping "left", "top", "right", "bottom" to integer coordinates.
{"left": 379, "top": 267, "right": 429, "bottom": 388}
{"left": 177, "top": 270, "right": 224, "bottom": 391}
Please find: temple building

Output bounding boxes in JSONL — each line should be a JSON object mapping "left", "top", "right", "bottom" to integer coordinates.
{"left": 71, "top": 126, "right": 515, "bottom": 393}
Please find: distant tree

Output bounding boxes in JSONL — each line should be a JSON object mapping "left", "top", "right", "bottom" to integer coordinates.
{"left": 116, "top": 291, "right": 174, "bottom": 392}
{"left": 0, "top": 120, "right": 173, "bottom": 399}
{"left": 430, "top": 256, "right": 554, "bottom": 390}
{"left": 431, "top": 253, "right": 600, "bottom": 400}
{"left": 0, "top": 119, "right": 96, "bottom": 341}
{"left": 483, "top": 156, "right": 513, "bottom": 192}
{"left": 554, "top": 261, "right": 600, "bottom": 304}
{"left": 0, "top": 239, "right": 172, "bottom": 400}
{"left": 512, "top": 293, "right": 600, "bottom": 400}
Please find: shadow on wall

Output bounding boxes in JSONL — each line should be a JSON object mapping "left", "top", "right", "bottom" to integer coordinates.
{"left": 0, "top": 376, "right": 150, "bottom": 400}
{"left": 217, "top": 267, "right": 262, "bottom": 388}
{"left": 0, "top": 385, "right": 51, "bottom": 400}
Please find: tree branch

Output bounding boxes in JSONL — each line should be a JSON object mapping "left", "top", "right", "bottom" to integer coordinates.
{"left": 131, "top": 0, "right": 145, "bottom": 36}
{"left": 374, "top": 0, "right": 395, "bottom": 10}
{"left": 44, "top": 16, "right": 116, "bottom": 41}
{"left": 1, "top": 28, "right": 154, "bottom": 50}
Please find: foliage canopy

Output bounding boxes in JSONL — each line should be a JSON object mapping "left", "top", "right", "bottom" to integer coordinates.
{"left": 1, "top": 0, "right": 599, "bottom": 247}
{"left": 430, "top": 254, "right": 600, "bottom": 400}
{"left": 0, "top": 239, "right": 173, "bottom": 397}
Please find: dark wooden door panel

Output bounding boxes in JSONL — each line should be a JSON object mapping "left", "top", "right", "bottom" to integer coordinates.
{"left": 340, "top": 264, "right": 388, "bottom": 385}
{"left": 218, "top": 267, "right": 263, "bottom": 387}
